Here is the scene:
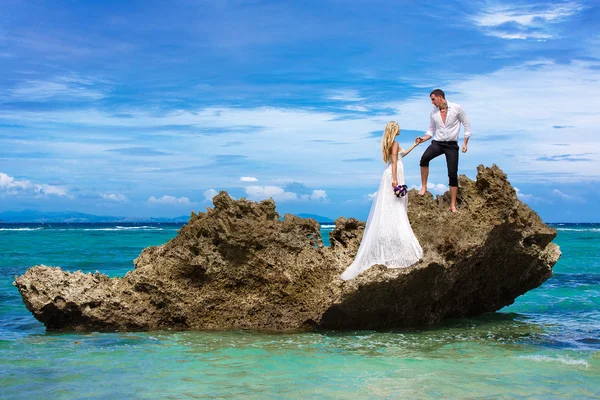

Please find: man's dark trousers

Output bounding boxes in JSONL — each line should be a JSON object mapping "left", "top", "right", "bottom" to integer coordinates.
{"left": 419, "top": 140, "right": 459, "bottom": 187}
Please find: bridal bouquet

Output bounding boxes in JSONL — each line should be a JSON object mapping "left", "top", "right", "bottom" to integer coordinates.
{"left": 393, "top": 184, "right": 408, "bottom": 198}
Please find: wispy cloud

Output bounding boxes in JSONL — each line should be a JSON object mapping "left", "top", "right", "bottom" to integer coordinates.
{"left": 5, "top": 74, "right": 108, "bottom": 102}
{"left": 148, "top": 195, "right": 191, "bottom": 205}
{"left": 515, "top": 187, "right": 535, "bottom": 201}
{"left": 326, "top": 89, "right": 365, "bottom": 102}
{"left": 343, "top": 105, "right": 369, "bottom": 112}
{"left": 240, "top": 176, "right": 258, "bottom": 182}
{"left": 100, "top": 193, "right": 128, "bottom": 202}
{"left": 552, "top": 188, "right": 584, "bottom": 203}
{"left": 537, "top": 154, "right": 593, "bottom": 162}
{"left": 105, "top": 147, "right": 171, "bottom": 156}
{"left": 471, "top": 2, "right": 583, "bottom": 40}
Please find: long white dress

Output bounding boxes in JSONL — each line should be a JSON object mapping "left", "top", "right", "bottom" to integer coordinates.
{"left": 341, "top": 149, "right": 423, "bottom": 280}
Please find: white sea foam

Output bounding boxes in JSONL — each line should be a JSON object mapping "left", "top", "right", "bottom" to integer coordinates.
{"left": 556, "top": 228, "right": 600, "bottom": 232}
{"left": 0, "top": 227, "right": 43, "bottom": 231}
{"left": 76, "top": 226, "right": 169, "bottom": 231}
{"left": 320, "top": 225, "right": 336, "bottom": 229}
{"left": 5, "top": 226, "right": 173, "bottom": 232}
{"left": 79, "top": 227, "right": 165, "bottom": 231}
{"left": 518, "top": 355, "right": 589, "bottom": 367}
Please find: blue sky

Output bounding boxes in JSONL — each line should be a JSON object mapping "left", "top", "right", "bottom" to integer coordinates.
{"left": 1, "top": 0, "right": 599, "bottom": 222}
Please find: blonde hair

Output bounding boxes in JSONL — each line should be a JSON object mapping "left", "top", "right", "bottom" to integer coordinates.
{"left": 381, "top": 121, "right": 400, "bottom": 163}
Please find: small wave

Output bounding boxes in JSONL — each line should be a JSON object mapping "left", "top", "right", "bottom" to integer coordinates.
{"left": 320, "top": 225, "right": 336, "bottom": 229}
{"left": 80, "top": 226, "right": 165, "bottom": 231}
{"left": 556, "top": 228, "right": 600, "bottom": 232}
{"left": 44, "top": 226, "right": 170, "bottom": 232}
{"left": 115, "top": 226, "right": 158, "bottom": 230}
{"left": 518, "top": 355, "right": 589, "bottom": 367}
{"left": 0, "top": 227, "right": 43, "bottom": 231}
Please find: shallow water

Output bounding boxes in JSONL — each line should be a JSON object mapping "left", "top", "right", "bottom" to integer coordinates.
{"left": 1, "top": 223, "right": 598, "bottom": 398}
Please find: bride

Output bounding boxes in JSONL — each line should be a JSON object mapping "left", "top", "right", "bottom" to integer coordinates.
{"left": 341, "top": 121, "right": 423, "bottom": 280}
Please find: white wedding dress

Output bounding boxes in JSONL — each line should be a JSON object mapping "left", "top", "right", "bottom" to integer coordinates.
{"left": 341, "top": 149, "right": 423, "bottom": 280}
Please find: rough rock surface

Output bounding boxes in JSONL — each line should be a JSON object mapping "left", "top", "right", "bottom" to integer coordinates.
{"left": 14, "top": 165, "right": 561, "bottom": 332}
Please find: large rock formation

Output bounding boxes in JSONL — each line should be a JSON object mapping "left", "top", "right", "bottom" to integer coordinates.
{"left": 14, "top": 165, "right": 560, "bottom": 332}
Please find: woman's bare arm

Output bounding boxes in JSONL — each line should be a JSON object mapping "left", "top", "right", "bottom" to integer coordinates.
{"left": 391, "top": 142, "right": 399, "bottom": 188}
{"left": 401, "top": 142, "right": 419, "bottom": 157}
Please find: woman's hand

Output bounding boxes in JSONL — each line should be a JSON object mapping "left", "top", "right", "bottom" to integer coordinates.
{"left": 392, "top": 180, "right": 398, "bottom": 188}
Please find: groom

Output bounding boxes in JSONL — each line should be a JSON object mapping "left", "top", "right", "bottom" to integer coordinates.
{"left": 415, "top": 89, "right": 471, "bottom": 212}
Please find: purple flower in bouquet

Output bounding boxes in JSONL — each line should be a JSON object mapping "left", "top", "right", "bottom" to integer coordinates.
{"left": 393, "top": 184, "right": 408, "bottom": 198}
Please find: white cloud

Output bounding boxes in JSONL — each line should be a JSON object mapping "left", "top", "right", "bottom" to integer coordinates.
{"left": 427, "top": 182, "right": 448, "bottom": 194}
{"left": 300, "top": 189, "right": 328, "bottom": 201}
{"left": 551, "top": 189, "right": 584, "bottom": 203}
{"left": 471, "top": 2, "right": 583, "bottom": 40}
{"left": 490, "top": 32, "right": 552, "bottom": 40}
{"left": 240, "top": 176, "right": 258, "bottom": 182}
{"left": 246, "top": 186, "right": 326, "bottom": 202}
{"left": 6, "top": 74, "right": 107, "bottom": 101}
{"left": 367, "top": 191, "right": 377, "bottom": 200}
{"left": 473, "top": 3, "right": 581, "bottom": 27}
{"left": 515, "top": 187, "right": 534, "bottom": 201}
{"left": 327, "top": 89, "right": 365, "bottom": 102}
{"left": 245, "top": 185, "right": 298, "bottom": 201}
{"left": 148, "top": 195, "right": 191, "bottom": 205}
{"left": 203, "top": 188, "right": 218, "bottom": 201}
{"left": 408, "top": 182, "right": 448, "bottom": 195}
{"left": 0, "top": 172, "right": 68, "bottom": 197}
{"left": 310, "top": 189, "right": 327, "bottom": 200}
{"left": 343, "top": 105, "right": 369, "bottom": 112}
{"left": 101, "top": 193, "right": 128, "bottom": 202}
{"left": 552, "top": 189, "right": 569, "bottom": 199}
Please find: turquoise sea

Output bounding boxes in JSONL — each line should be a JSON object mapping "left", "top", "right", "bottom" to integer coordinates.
{"left": 1, "top": 222, "right": 599, "bottom": 399}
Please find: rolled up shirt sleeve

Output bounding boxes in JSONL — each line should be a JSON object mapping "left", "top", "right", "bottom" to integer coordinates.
{"left": 425, "top": 112, "right": 435, "bottom": 137}
{"left": 457, "top": 105, "right": 472, "bottom": 138}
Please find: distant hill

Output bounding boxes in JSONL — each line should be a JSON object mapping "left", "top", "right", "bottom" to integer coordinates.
{"left": 0, "top": 210, "right": 335, "bottom": 224}
{"left": 296, "top": 213, "right": 334, "bottom": 224}
{"left": 0, "top": 210, "right": 189, "bottom": 223}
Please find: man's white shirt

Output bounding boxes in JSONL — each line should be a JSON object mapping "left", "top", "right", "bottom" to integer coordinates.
{"left": 425, "top": 101, "right": 472, "bottom": 142}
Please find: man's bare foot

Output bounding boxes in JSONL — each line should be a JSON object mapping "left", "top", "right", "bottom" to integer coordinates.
{"left": 449, "top": 206, "right": 458, "bottom": 213}
{"left": 418, "top": 187, "right": 427, "bottom": 196}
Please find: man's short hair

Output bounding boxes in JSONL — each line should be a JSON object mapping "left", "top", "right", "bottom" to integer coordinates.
{"left": 430, "top": 89, "right": 445, "bottom": 98}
